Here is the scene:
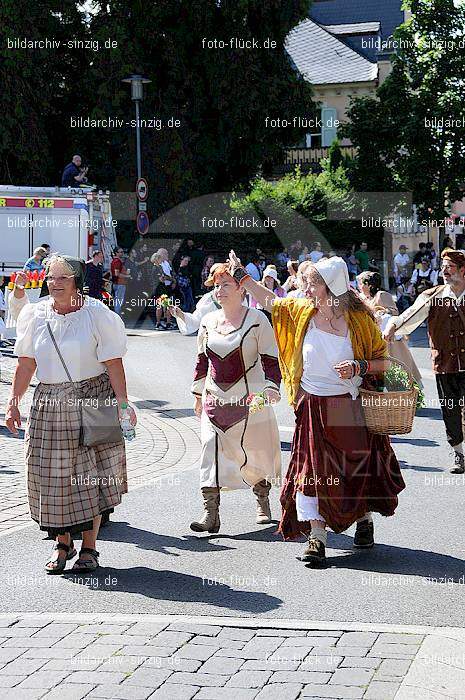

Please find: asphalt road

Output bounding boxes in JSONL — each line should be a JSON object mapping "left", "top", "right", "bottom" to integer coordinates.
{"left": 1, "top": 325, "right": 465, "bottom": 625}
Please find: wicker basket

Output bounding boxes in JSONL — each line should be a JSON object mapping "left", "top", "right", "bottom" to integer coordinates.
{"left": 359, "top": 356, "right": 419, "bottom": 435}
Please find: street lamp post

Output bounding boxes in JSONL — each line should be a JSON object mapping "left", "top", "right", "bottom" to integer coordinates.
{"left": 122, "top": 74, "right": 151, "bottom": 180}
{"left": 426, "top": 207, "right": 433, "bottom": 245}
{"left": 134, "top": 99, "right": 141, "bottom": 179}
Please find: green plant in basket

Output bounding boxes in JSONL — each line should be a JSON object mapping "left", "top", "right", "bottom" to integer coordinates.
{"left": 382, "top": 364, "right": 425, "bottom": 411}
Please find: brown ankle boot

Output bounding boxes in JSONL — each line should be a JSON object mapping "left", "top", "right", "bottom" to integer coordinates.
{"left": 301, "top": 537, "right": 326, "bottom": 567}
{"left": 190, "top": 487, "right": 220, "bottom": 533}
{"left": 252, "top": 480, "right": 272, "bottom": 524}
{"left": 354, "top": 519, "right": 374, "bottom": 548}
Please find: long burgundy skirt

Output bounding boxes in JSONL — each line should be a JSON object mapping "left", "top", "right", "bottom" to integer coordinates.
{"left": 279, "top": 391, "right": 405, "bottom": 539}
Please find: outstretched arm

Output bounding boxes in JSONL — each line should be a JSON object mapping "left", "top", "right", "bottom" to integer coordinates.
{"left": 228, "top": 250, "right": 276, "bottom": 310}
{"left": 384, "top": 290, "right": 430, "bottom": 340}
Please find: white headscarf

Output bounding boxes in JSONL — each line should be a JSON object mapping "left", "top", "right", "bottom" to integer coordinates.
{"left": 314, "top": 256, "right": 350, "bottom": 297}
{"left": 262, "top": 266, "right": 279, "bottom": 282}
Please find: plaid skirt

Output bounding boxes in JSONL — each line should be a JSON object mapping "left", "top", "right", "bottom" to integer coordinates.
{"left": 25, "top": 373, "right": 128, "bottom": 536}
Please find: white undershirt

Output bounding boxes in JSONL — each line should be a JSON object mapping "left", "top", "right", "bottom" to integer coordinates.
{"left": 300, "top": 320, "right": 362, "bottom": 399}
{"left": 161, "top": 260, "right": 172, "bottom": 286}
{"left": 14, "top": 297, "right": 127, "bottom": 383}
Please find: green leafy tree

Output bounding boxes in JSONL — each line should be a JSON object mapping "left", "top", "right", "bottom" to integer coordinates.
{"left": 1, "top": 1, "right": 317, "bottom": 249}
{"left": 0, "top": 0, "right": 89, "bottom": 184}
{"left": 230, "top": 166, "right": 383, "bottom": 251}
{"left": 69, "top": 0, "right": 316, "bottom": 220}
{"left": 342, "top": 0, "right": 465, "bottom": 220}
{"left": 327, "top": 138, "right": 343, "bottom": 172}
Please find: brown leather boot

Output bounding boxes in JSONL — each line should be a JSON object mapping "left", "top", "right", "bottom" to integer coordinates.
{"left": 252, "top": 480, "right": 272, "bottom": 524}
{"left": 354, "top": 520, "right": 374, "bottom": 548}
{"left": 190, "top": 487, "right": 220, "bottom": 533}
{"left": 301, "top": 537, "right": 326, "bottom": 568}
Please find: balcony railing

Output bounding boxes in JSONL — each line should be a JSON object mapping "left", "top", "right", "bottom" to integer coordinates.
{"left": 285, "top": 146, "right": 358, "bottom": 165}
{"left": 267, "top": 146, "right": 358, "bottom": 178}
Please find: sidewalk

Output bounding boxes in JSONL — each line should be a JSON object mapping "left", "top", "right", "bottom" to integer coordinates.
{"left": 0, "top": 355, "right": 202, "bottom": 537}
{"left": 0, "top": 614, "right": 461, "bottom": 699}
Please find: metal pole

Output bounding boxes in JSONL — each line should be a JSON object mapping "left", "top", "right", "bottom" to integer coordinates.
{"left": 135, "top": 99, "right": 142, "bottom": 180}
{"left": 382, "top": 230, "right": 388, "bottom": 290}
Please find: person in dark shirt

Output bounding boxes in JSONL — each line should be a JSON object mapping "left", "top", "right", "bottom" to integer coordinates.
{"left": 425, "top": 241, "right": 437, "bottom": 269}
{"left": 177, "top": 255, "right": 195, "bottom": 312}
{"left": 40, "top": 243, "right": 51, "bottom": 259}
{"left": 85, "top": 251, "right": 104, "bottom": 299}
{"left": 413, "top": 242, "right": 427, "bottom": 266}
{"left": 62, "top": 154, "right": 88, "bottom": 187}
{"left": 173, "top": 238, "right": 204, "bottom": 297}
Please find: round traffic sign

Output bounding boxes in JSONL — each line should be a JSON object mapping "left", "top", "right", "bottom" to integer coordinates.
{"left": 136, "top": 177, "right": 148, "bottom": 202}
{"left": 137, "top": 210, "right": 150, "bottom": 235}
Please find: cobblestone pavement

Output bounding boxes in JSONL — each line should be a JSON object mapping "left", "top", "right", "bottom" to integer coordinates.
{"left": 0, "top": 615, "right": 436, "bottom": 700}
{"left": 0, "top": 355, "right": 201, "bottom": 537}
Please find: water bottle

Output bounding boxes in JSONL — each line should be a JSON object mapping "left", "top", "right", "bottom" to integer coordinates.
{"left": 120, "top": 402, "right": 136, "bottom": 441}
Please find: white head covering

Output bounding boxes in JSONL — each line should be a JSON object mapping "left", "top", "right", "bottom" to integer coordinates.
{"left": 262, "top": 265, "right": 279, "bottom": 282}
{"left": 314, "top": 256, "right": 350, "bottom": 297}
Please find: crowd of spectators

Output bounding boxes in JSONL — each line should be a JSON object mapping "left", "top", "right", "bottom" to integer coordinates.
{"left": 11, "top": 236, "right": 451, "bottom": 329}
{"left": 392, "top": 241, "right": 442, "bottom": 313}
{"left": 105, "top": 238, "right": 209, "bottom": 329}
{"left": 275, "top": 240, "right": 378, "bottom": 287}
{"left": 106, "top": 239, "right": 384, "bottom": 328}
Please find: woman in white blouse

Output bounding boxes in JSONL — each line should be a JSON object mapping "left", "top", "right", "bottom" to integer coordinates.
{"left": 5, "top": 255, "right": 136, "bottom": 574}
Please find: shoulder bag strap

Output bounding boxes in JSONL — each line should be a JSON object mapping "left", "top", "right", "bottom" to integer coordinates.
{"left": 46, "top": 322, "right": 74, "bottom": 383}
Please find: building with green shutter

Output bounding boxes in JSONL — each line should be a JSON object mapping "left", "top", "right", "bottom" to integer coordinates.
{"left": 278, "top": 0, "right": 407, "bottom": 175}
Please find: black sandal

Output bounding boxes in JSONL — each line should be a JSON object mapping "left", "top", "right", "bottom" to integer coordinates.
{"left": 45, "top": 540, "right": 77, "bottom": 575}
{"left": 72, "top": 548, "right": 100, "bottom": 573}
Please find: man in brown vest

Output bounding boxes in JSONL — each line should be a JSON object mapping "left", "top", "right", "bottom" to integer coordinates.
{"left": 384, "top": 249, "right": 465, "bottom": 473}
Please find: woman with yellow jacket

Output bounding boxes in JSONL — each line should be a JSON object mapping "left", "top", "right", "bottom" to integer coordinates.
{"left": 228, "top": 251, "right": 405, "bottom": 568}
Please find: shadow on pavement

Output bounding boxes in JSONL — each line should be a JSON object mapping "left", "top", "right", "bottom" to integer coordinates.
{"left": 0, "top": 425, "right": 25, "bottom": 439}
{"left": 0, "top": 467, "right": 20, "bottom": 475}
{"left": 130, "top": 402, "right": 196, "bottom": 419}
{"left": 416, "top": 407, "right": 443, "bottom": 420}
{"left": 206, "top": 524, "right": 282, "bottom": 543}
{"left": 399, "top": 460, "right": 442, "bottom": 472}
{"left": 391, "top": 436, "right": 439, "bottom": 447}
{"left": 62, "top": 566, "right": 283, "bottom": 613}
{"left": 132, "top": 399, "right": 170, "bottom": 410}
{"left": 158, "top": 408, "right": 196, "bottom": 418}
{"left": 326, "top": 532, "right": 465, "bottom": 581}
{"left": 99, "top": 521, "right": 233, "bottom": 554}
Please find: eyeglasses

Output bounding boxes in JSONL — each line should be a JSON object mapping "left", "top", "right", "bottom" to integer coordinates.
{"left": 46, "top": 275, "right": 75, "bottom": 284}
